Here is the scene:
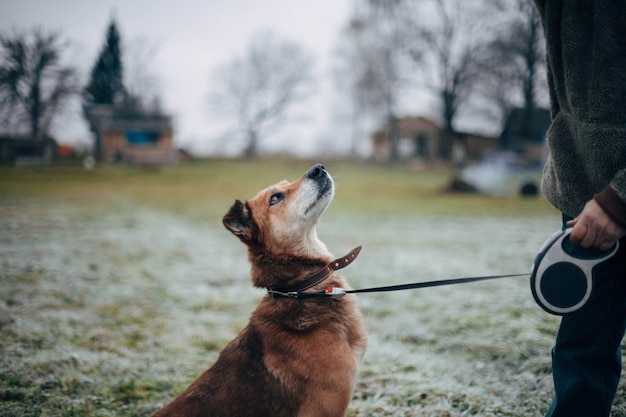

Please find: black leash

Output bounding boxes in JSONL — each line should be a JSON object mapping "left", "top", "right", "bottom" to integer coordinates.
{"left": 267, "top": 273, "right": 529, "bottom": 299}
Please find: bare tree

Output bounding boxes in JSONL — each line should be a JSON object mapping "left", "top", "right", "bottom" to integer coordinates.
{"left": 209, "top": 32, "right": 314, "bottom": 158}
{"left": 340, "top": 0, "right": 414, "bottom": 161}
{"left": 474, "top": 0, "right": 547, "bottom": 141}
{"left": 339, "top": 0, "right": 497, "bottom": 161}
{"left": 337, "top": 0, "right": 545, "bottom": 161}
{"left": 125, "top": 36, "right": 162, "bottom": 114}
{"left": 0, "top": 28, "right": 78, "bottom": 137}
{"left": 408, "top": 0, "right": 491, "bottom": 139}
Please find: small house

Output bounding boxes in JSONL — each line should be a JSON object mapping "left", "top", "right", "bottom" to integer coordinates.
{"left": 84, "top": 104, "right": 175, "bottom": 165}
{"left": 372, "top": 116, "right": 498, "bottom": 164}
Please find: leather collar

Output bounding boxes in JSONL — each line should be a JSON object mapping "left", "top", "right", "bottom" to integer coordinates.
{"left": 268, "top": 246, "right": 361, "bottom": 295}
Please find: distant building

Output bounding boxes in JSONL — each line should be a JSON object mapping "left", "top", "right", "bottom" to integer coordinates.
{"left": 371, "top": 116, "right": 499, "bottom": 164}
{"left": 84, "top": 103, "right": 175, "bottom": 165}
{"left": 0, "top": 135, "right": 57, "bottom": 165}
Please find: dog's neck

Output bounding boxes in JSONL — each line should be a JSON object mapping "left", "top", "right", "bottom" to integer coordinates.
{"left": 246, "top": 228, "right": 334, "bottom": 289}
{"left": 304, "top": 229, "right": 332, "bottom": 258}
{"left": 248, "top": 250, "right": 329, "bottom": 290}
{"left": 268, "top": 246, "right": 362, "bottom": 294}
{"left": 248, "top": 246, "right": 361, "bottom": 292}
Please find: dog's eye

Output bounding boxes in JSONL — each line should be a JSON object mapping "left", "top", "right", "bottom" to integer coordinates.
{"left": 269, "top": 192, "right": 284, "bottom": 206}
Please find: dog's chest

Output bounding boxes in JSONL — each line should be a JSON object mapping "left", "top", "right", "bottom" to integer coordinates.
{"left": 258, "top": 300, "right": 367, "bottom": 381}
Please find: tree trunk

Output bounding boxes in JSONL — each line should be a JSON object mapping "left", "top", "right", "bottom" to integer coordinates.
{"left": 244, "top": 130, "right": 258, "bottom": 158}
{"left": 386, "top": 114, "right": 400, "bottom": 162}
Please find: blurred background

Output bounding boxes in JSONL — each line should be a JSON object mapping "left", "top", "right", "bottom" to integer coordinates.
{"left": 4, "top": 2, "right": 602, "bottom": 416}
{"left": 1, "top": 0, "right": 548, "bottom": 175}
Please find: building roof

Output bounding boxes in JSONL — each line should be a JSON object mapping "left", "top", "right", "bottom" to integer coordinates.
{"left": 372, "top": 116, "right": 441, "bottom": 140}
{"left": 84, "top": 104, "right": 173, "bottom": 133}
{"left": 395, "top": 116, "right": 441, "bottom": 133}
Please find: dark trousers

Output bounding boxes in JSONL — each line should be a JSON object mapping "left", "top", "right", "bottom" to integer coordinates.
{"left": 546, "top": 217, "right": 626, "bottom": 417}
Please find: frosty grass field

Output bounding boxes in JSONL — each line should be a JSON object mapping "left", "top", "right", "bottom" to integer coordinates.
{"left": 1, "top": 159, "right": 625, "bottom": 417}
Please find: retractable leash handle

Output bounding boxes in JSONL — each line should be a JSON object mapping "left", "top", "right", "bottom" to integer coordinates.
{"left": 530, "top": 228, "right": 620, "bottom": 315}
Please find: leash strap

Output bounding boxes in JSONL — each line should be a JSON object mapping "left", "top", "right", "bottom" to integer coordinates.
{"left": 268, "top": 273, "right": 529, "bottom": 299}
{"left": 347, "top": 273, "right": 529, "bottom": 294}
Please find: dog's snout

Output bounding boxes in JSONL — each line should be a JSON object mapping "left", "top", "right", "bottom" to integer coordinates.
{"left": 307, "top": 164, "right": 326, "bottom": 179}
{"left": 304, "top": 163, "right": 333, "bottom": 212}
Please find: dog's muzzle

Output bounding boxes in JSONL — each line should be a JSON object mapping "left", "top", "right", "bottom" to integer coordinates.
{"left": 307, "top": 164, "right": 333, "bottom": 200}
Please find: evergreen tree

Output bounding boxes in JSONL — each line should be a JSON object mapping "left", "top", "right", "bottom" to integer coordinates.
{"left": 84, "top": 20, "right": 125, "bottom": 104}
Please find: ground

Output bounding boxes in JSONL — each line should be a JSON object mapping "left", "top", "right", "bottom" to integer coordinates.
{"left": 1, "top": 162, "right": 625, "bottom": 416}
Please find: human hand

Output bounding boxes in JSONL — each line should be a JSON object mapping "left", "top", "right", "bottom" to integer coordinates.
{"left": 566, "top": 199, "right": 626, "bottom": 250}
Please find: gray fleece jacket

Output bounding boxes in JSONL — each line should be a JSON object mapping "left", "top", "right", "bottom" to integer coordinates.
{"left": 533, "top": 0, "right": 626, "bottom": 227}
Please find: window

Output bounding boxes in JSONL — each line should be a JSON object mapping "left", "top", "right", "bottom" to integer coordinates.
{"left": 415, "top": 133, "right": 428, "bottom": 157}
{"left": 126, "top": 131, "right": 158, "bottom": 146}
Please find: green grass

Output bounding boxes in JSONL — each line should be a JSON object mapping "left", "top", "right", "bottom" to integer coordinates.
{"left": 1, "top": 158, "right": 582, "bottom": 417}
{"left": 0, "top": 158, "right": 557, "bottom": 221}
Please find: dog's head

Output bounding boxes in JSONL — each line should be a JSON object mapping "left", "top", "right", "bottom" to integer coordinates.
{"left": 223, "top": 164, "right": 334, "bottom": 266}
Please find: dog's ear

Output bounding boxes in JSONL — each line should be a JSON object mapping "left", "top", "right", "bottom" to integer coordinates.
{"left": 223, "top": 200, "right": 256, "bottom": 242}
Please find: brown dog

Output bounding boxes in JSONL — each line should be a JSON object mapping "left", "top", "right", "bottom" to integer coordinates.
{"left": 153, "top": 164, "right": 367, "bottom": 417}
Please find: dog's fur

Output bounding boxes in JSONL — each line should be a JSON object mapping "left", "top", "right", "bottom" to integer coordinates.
{"left": 153, "top": 165, "right": 367, "bottom": 417}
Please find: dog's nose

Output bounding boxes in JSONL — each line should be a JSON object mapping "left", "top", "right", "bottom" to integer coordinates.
{"left": 307, "top": 164, "right": 326, "bottom": 179}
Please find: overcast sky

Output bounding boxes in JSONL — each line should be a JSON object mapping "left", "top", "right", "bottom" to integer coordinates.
{"left": 0, "top": 0, "right": 361, "bottom": 156}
